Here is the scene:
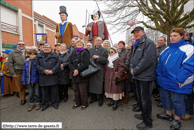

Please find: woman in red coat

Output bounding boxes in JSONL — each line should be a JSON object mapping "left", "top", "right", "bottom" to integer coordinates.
{"left": 104, "top": 47, "right": 126, "bottom": 111}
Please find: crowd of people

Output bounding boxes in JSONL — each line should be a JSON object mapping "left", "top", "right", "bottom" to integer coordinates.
{"left": 0, "top": 27, "right": 194, "bottom": 130}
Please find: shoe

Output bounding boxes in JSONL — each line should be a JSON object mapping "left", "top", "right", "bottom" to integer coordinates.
{"left": 2, "top": 94, "right": 10, "bottom": 98}
{"left": 41, "top": 106, "right": 49, "bottom": 111}
{"left": 132, "top": 106, "right": 141, "bottom": 112}
{"left": 170, "top": 119, "right": 181, "bottom": 130}
{"left": 107, "top": 99, "right": 114, "bottom": 107}
{"left": 136, "top": 121, "right": 153, "bottom": 130}
{"left": 124, "top": 91, "right": 129, "bottom": 104}
{"left": 132, "top": 103, "right": 138, "bottom": 108}
{"left": 157, "top": 111, "right": 174, "bottom": 121}
{"left": 181, "top": 114, "right": 193, "bottom": 120}
{"left": 112, "top": 101, "right": 118, "bottom": 111}
{"left": 28, "top": 103, "right": 34, "bottom": 112}
{"left": 53, "top": 106, "right": 58, "bottom": 109}
{"left": 81, "top": 106, "right": 87, "bottom": 110}
{"left": 16, "top": 92, "right": 19, "bottom": 98}
{"left": 98, "top": 100, "right": 103, "bottom": 107}
{"left": 36, "top": 103, "right": 41, "bottom": 110}
{"left": 157, "top": 103, "right": 163, "bottom": 107}
{"left": 63, "top": 98, "right": 68, "bottom": 103}
{"left": 89, "top": 99, "right": 97, "bottom": 104}
{"left": 134, "top": 114, "right": 143, "bottom": 120}
{"left": 154, "top": 94, "right": 160, "bottom": 98}
{"left": 72, "top": 105, "right": 79, "bottom": 109}
{"left": 20, "top": 100, "right": 26, "bottom": 106}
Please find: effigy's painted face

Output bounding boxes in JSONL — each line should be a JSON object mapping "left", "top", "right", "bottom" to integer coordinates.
{"left": 60, "top": 13, "right": 67, "bottom": 22}
{"left": 93, "top": 12, "right": 99, "bottom": 21}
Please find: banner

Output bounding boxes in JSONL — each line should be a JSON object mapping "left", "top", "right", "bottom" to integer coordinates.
{"left": 36, "top": 33, "right": 47, "bottom": 49}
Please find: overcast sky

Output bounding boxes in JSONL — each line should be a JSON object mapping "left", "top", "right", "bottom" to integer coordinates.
{"left": 33, "top": 1, "right": 126, "bottom": 45}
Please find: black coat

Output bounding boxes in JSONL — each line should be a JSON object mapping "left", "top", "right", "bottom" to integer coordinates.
{"left": 57, "top": 52, "right": 70, "bottom": 85}
{"left": 89, "top": 46, "right": 108, "bottom": 94}
{"left": 34, "top": 52, "right": 60, "bottom": 86}
{"left": 130, "top": 35, "right": 156, "bottom": 81}
{"left": 69, "top": 49, "right": 90, "bottom": 83}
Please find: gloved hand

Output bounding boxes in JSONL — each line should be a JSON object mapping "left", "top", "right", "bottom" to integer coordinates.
{"left": 115, "top": 78, "right": 120, "bottom": 85}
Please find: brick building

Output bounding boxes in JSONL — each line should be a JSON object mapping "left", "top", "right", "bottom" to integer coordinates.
{"left": 0, "top": 0, "right": 88, "bottom": 51}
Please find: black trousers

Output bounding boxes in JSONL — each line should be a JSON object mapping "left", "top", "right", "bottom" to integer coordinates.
{"left": 41, "top": 84, "right": 59, "bottom": 109}
{"left": 91, "top": 93, "right": 103, "bottom": 101}
{"left": 58, "top": 84, "right": 68, "bottom": 100}
{"left": 135, "top": 80, "right": 153, "bottom": 126}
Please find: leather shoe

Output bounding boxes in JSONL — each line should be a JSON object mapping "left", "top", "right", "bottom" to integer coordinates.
{"left": 170, "top": 119, "right": 181, "bottom": 130}
{"left": 132, "top": 103, "right": 138, "bottom": 108}
{"left": 98, "top": 101, "right": 103, "bottom": 107}
{"left": 64, "top": 98, "right": 68, "bottom": 103}
{"left": 89, "top": 99, "right": 97, "bottom": 104}
{"left": 134, "top": 114, "right": 143, "bottom": 120}
{"left": 157, "top": 103, "right": 163, "bottom": 107}
{"left": 72, "top": 105, "right": 79, "bottom": 109}
{"left": 20, "top": 100, "right": 26, "bottom": 106}
{"left": 157, "top": 111, "right": 174, "bottom": 121}
{"left": 107, "top": 100, "right": 114, "bottom": 107}
{"left": 41, "top": 106, "right": 49, "bottom": 111}
{"left": 53, "top": 106, "right": 58, "bottom": 109}
{"left": 132, "top": 106, "right": 141, "bottom": 112}
{"left": 136, "top": 121, "right": 152, "bottom": 130}
{"left": 81, "top": 106, "right": 87, "bottom": 110}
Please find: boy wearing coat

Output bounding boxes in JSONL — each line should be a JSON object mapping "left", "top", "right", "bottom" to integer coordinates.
{"left": 21, "top": 49, "right": 41, "bottom": 112}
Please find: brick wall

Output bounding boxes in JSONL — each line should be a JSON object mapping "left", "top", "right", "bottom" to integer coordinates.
{"left": 4, "top": 0, "right": 32, "bottom": 17}
{"left": 46, "top": 29, "right": 55, "bottom": 48}
{"left": 22, "top": 16, "right": 33, "bottom": 46}
{"left": 2, "top": 31, "right": 19, "bottom": 44}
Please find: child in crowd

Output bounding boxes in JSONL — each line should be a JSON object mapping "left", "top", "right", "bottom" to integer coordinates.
{"left": 21, "top": 49, "right": 40, "bottom": 112}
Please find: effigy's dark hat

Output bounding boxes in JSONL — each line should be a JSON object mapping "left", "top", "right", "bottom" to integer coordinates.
{"left": 59, "top": 6, "right": 68, "bottom": 16}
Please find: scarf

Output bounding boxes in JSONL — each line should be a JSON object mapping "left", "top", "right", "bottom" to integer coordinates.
{"left": 75, "top": 47, "right": 85, "bottom": 55}
{"left": 108, "top": 52, "right": 119, "bottom": 68}
{"left": 134, "top": 34, "right": 145, "bottom": 47}
{"left": 17, "top": 48, "right": 25, "bottom": 59}
{"left": 60, "top": 51, "right": 67, "bottom": 55}
{"left": 104, "top": 47, "right": 110, "bottom": 51}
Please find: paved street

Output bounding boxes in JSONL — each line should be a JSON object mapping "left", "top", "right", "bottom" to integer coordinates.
{"left": 1, "top": 88, "right": 194, "bottom": 130}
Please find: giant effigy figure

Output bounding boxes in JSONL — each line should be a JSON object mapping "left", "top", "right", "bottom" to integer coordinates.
{"left": 85, "top": 11, "right": 108, "bottom": 45}
{"left": 55, "top": 6, "right": 73, "bottom": 47}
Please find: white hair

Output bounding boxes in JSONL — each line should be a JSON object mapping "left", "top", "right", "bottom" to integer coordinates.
{"left": 96, "top": 37, "right": 102, "bottom": 41}
{"left": 61, "top": 43, "right": 67, "bottom": 48}
{"left": 44, "top": 43, "right": 51, "bottom": 48}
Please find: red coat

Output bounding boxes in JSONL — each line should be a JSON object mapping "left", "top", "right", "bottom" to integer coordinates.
{"left": 104, "top": 57, "right": 125, "bottom": 94}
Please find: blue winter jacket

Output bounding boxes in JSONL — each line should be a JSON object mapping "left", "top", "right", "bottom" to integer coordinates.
{"left": 156, "top": 38, "right": 194, "bottom": 94}
{"left": 21, "top": 59, "right": 39, "bottom": 85}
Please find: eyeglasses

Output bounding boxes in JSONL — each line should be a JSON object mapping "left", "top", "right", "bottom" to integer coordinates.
{"left": 109, "top": 51, "right": 114, "bottom": 54}
{"left": 18, "top": 44, "right": 25, "bottom": 46}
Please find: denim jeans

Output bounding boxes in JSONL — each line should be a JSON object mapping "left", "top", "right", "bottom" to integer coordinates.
{"left": 28, "top": 83, "right": 41, "bottom": 103}
{"left": 185, "top": 93, "right": 194, "bottom": 115}
{"left": 135, "top": 80, "right": 153, "bottom": 126}
{"left": 160, "top": 87, "right": 186, "bottom": 117}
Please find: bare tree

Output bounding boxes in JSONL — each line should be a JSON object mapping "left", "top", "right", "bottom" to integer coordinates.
{"left": 98, "top": 0, "right": 194, "bottom": 44}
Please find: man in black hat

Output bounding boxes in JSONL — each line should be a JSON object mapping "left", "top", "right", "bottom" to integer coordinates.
{"left": 55, "top": 6, "right": 73, "bottom": 47}
{"left": 130, "top": 26, "right": 156, "bottom": 130}
{"left": 54, "top": 43, "right": 61, "bottom": 54}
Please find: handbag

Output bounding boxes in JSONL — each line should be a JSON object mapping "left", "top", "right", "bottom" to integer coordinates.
{"left": 80, "top": 58, "right": 100, "bottom": 78}
{"left": 115, "top": 71, "right": 129, "bottom": 81}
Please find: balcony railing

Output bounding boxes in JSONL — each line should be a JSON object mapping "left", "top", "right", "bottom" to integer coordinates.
{"left": 1, "top": 22, "right": 18, "bottom": 33}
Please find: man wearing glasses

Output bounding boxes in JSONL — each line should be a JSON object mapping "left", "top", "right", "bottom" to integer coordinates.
{"left": 8, "top": 40, "right": 27, "bottom": 105}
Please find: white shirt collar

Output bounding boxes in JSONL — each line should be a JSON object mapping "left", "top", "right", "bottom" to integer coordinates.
{"left": 61, "top": 21, "right": 67, "bottom": 25}
{"left": 93, "top": 20, "right": 99, "bottom": 23}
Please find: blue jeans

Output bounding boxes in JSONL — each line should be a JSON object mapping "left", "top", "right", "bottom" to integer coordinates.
{"left": 160, "top": 87, "right": 186, "bottom": 117}
{"left": 28, "top": 83, "right": 41, "bottom": 103}
{"left": 185, "top": 93, "right": 194, "bottom": 115}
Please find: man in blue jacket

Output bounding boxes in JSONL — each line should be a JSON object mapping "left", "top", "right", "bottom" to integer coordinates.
{"left": 130, "top": 26, "right": 156, "bottom": 130}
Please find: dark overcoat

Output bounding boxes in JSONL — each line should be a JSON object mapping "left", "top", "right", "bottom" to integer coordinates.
{"left": 69, "top": 49, "right": 90, "bottom": 83}
{"left": 57, "top": 52, "right": 70, "bottom": 85}
{"left": 34, "top": 52, "right": 60, "bottom": 87}
{"left": 89, "top": 46, "right": 108, "bottom": 94}
{"left": 104, "top": 57, "right": 126, "bottom": 93}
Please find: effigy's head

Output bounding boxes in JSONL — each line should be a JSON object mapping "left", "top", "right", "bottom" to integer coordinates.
{"left": 59, "top": 6, "right": 68, "bottom": 21}
{"left": 91, "top": 11, "right": 101, "bottom": 21}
